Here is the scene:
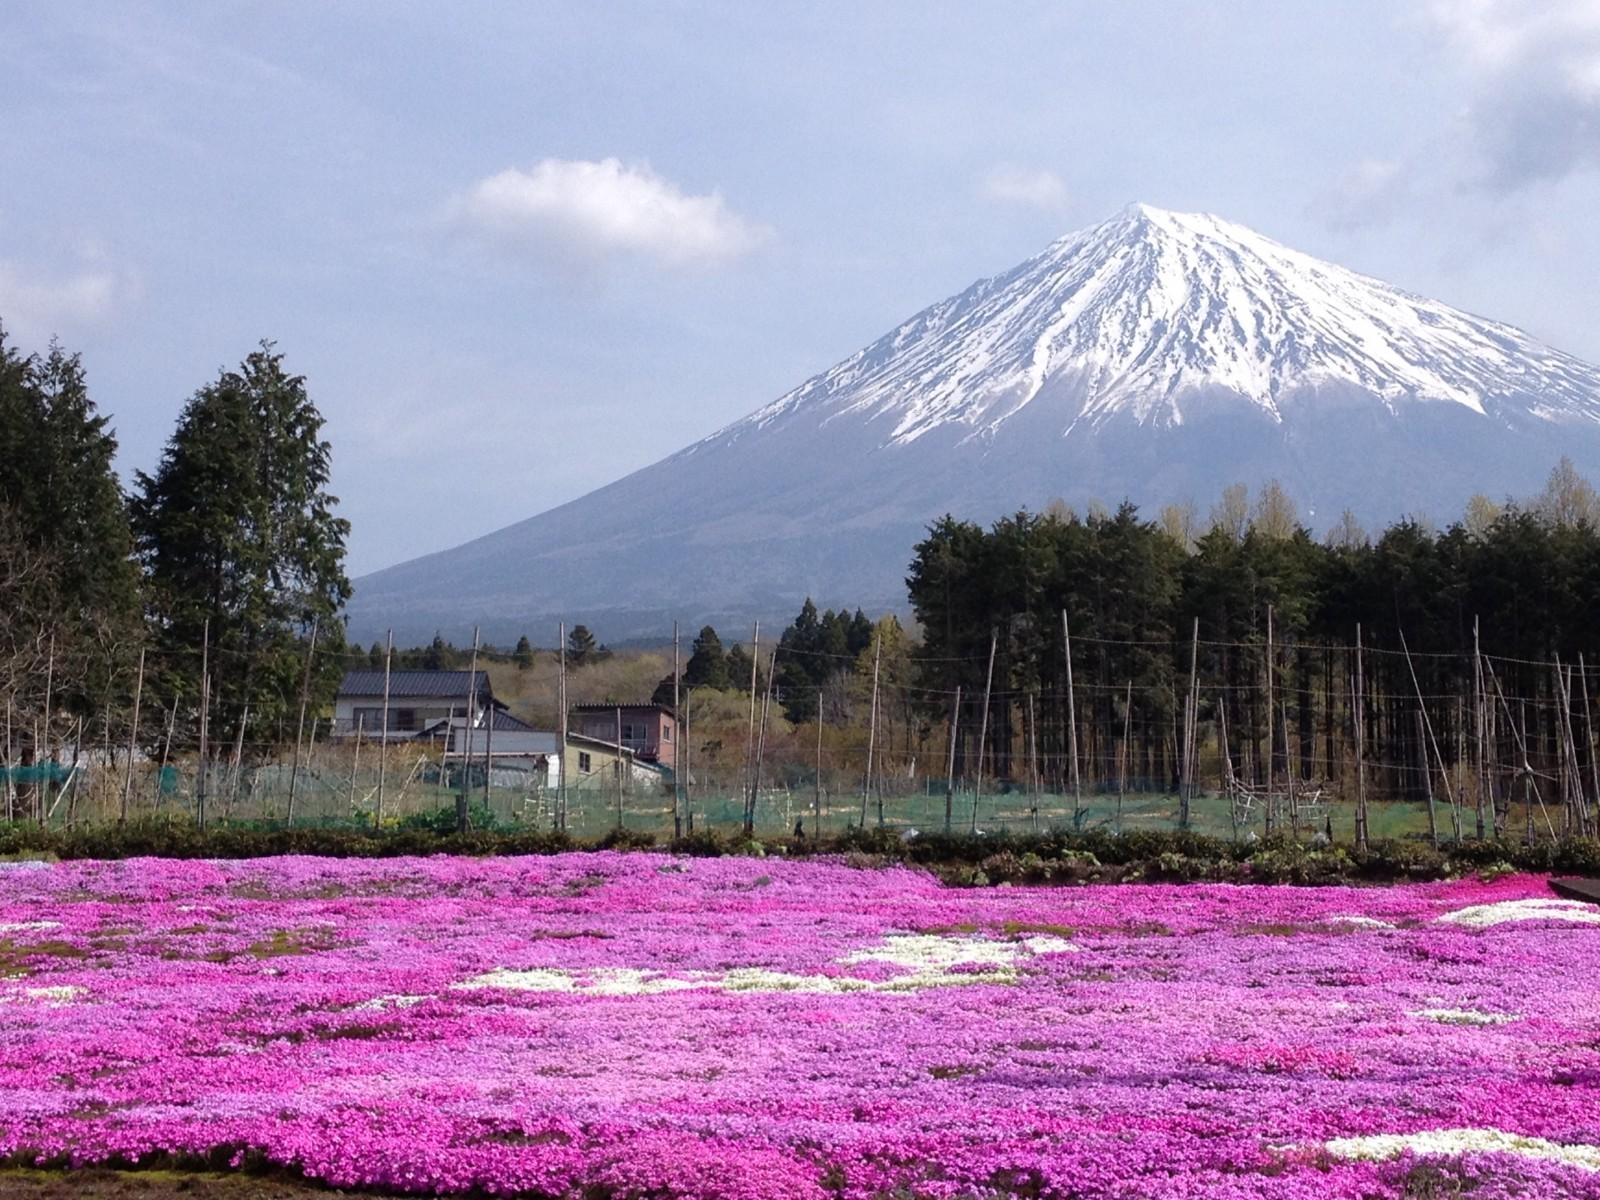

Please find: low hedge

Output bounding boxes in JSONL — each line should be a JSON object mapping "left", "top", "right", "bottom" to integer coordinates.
{"left": 2, "top": 817, "right": 1598, "bottom": 885}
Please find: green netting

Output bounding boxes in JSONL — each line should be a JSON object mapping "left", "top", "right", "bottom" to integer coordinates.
{"left": 0, "top": 762, "right": 70, "bottom": 785}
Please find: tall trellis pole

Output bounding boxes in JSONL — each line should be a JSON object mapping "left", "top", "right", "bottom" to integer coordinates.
{"left": 1180, "top": 617, "right": 1199, "bottom": 829}
{"left": 742, "top": 622, "right": 760, "bottom": 823}
{"left": 1061, "top": 612, "right": 1082, "bottom": 827}
{"left": 1354, "top": 624, "right": 1368, "bottom": 851}
{"left": 672, "top": 621, "right": 682, "bottom": 839}
{"left": 943, "top": 685, "right": 961, "bottom": 834}
{"left": 557, "top": 622, "right": 568, "bottom": 834}
{"left": 457, "top": 626, "right": 479, "bottom": 834}
{"left": 120, "top": 647, "right": 145, "bottom": 823}
{"left": 861, "top": 634, "right": 882, "bottom": 828}
{"left": 376, "top": 629, "right": 392, "bottom": 829}
{"left": 971, "top": 629, "right": 997, "bottom": 834}
{"left": 196, "top": 620, "right": 210, "bottom": 828}
{"left": 286, "top": 615, "right": 319, "bottom": 827}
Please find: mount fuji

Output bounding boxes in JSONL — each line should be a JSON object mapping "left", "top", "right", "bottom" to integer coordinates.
{"left": 349, "top": 204, "right": 1600, "bottom": 643}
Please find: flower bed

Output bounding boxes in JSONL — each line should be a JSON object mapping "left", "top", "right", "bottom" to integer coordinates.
{"left": 1, "top": 855, "right": 1598, "bottom": 1198}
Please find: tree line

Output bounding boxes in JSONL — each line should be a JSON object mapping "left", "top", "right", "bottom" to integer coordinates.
{"left": 906, "top": 469, "right": 1600, "bottom": 835}
{"left": 1, "top": 323, "right": 348, "bottom": 800}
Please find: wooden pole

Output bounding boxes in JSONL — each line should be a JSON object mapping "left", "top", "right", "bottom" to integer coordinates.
{"left": 861, "top": 634, "right": 882, "bottom": 828}
{"left": 742, "top": 621, "right": 760, "bottom": 817}
{"left": 39, "top": 633, "right": 55, "bottom": 823}
{"left": 120, "top": 647, "right": 145, "bottom": 822}
{"left": 1119, "top": 679, "right": 1132, "bottom": 836}
{"left": 1417, "top": 708, "right": 1439, "bottom": 847}
{"left": 682, "top": 687, "right": 692, "bottom": 834}
{"left": 1485, "top": 661, "right": 1557, "bottom": 842}
{"left": 1455, "top": 692, "right": 1467, "bottom": 843}
{"left": 1181, "top": 616, "right": 1199, "bottom": 829}
{"left": 1581, "top": 654, "right": 1599, "bottom": 839}
{"left": 482, "top": 688, "right": 494, "bottom": 808}
{"left": 614, "top": 704, "right": 625, "bottom": 831}
{"left": 1354, "top": 625, "right": 1368, "bottom": 851}
{"left": 972, "top": 629, "right": 997, "bottom": 833}
{"left": 672, "top": 621, "right": 682, "bottom": 839}
{"left": 348, "top": 713, "right": 363, "bottom": 816}
{"left": 1264, "top": 605, "right": 1274, "bottom": 836}
{"left": 1219, "top": 685, "right": 1236, "bottom": 840}
{"left": 227, "top": 705, "right": 249, "bottom": 818}
{"left": 1062, "top": 611, "right": 1082, "bottom": 826}
{"left": 376, "top": 629, "right": 392, "bottom": 830}
{"left": 1399, "top": 629, "right": 1458, "bottom": 844}
{"left": 286, "top": 615, "right": 319, "bottom": 827}
{"left": 753, "top": 649, "right": 776, "bottom": 833}
{"left": 3, "top": 697, "right": 12, "bottom": 823}
{"left": 1473, "top": 617, "right": 1487, "bottom": 839}
{"left": 457, "top": 626, "right": 479, "bottom": 833}
{"left": 816, "top": 693, "right": 827, "bottom": 838}
{"left": 944, "top": 685, "right": 961, "bottom": 833}
{"left": 1283, "top": 697, "right": 1298, "bottom": 839}
{"left": 197, "top": 667, "right": 210, "bottom": 828}
{"left": 1027, "top": 690, "right": 1040, "bottom": 831}
{"left": 1556, "top": 659, "right": 1587, "bottom": 839}
{"left": 557, "top": 622, "right": 568, "bottom": 833}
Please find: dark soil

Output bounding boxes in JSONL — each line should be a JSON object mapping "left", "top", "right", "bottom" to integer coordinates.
{"left": 0, "top": 1169, "right": 395, "bottom": 1198}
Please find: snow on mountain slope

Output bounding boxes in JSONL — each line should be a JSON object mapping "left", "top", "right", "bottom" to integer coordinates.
{"left": 709, "top": 203, "right": 1600, "bottom": 449}
{"left": 348, "top": 205, "right": 1600, "bottom": 643}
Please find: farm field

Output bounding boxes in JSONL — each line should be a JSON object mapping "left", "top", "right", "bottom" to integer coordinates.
{"left": 2, "top": 856, "right": 1600, "bottom": 1199}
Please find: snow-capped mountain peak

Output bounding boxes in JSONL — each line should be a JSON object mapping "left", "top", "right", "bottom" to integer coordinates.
{"left": 726, "top": 204, "right": 1600, "bottom": 449}
{"left": 350, "top": 203, "right": 1600, "bottom": 644}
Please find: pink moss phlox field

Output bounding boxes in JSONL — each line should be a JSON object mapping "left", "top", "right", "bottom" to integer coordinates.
{"left": 2, "top": 855, "right": 1599, "bottom": 1198}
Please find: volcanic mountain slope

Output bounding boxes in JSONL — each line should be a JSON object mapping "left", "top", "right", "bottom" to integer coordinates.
{"left": 349, "top": 204, "right": 1600, "bottom": 642}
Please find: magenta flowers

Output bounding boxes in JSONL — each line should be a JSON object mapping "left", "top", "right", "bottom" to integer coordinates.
{"left": 2, "top": 855, "right": 1599, "bottom": 1198}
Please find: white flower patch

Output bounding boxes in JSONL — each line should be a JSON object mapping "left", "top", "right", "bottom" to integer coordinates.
{"left": 0, "top": 984, "right": 86, "bottom": 1006}
{"left": 1325, "top": 915, "right": 1395, "bottom": 929}
{"left": 353, "top": 993, "right": 431, "bottom": 1011}
{"left": 1439, "top": 899, "right": 1600, "bottom": 928}
{"left": 1326, "top": 1128, "right": 1600, "bottom": 1171}
{"left": 1408, "top": 1007, "right": 1519, "bottom": 1026}
{"left": 0, "top": 920, "right": 63, "bottom": 933}
{"left": 457, "top": 932, "right": 1082, "bottom": 997}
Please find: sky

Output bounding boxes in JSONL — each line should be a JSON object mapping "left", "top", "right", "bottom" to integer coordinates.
{"left": 3, "top": 0, "right": 1600, "bottom": 576}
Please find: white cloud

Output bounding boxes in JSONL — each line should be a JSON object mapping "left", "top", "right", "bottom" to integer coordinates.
{"left": 980, "top": 165, "right": 1071, "bottom": 213}
{"left": 1428, "top": 0, "right": 1600, "bottom": 188}
{"left": 0, "top": 260, "right": 131, "bottom": 346}
{"left": 452, "top": 158, "right": 769, "bottom": 269}
{"left": 1311, "top": 158, "right": 1412, "bottom": 231}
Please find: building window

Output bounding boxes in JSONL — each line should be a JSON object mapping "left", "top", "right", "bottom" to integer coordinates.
{"left": 578, "top": 751, "right": 592, "bottom": 773}
{"left": 394, "top": 708, "right": 418, "bottom": 732}
{"left": 662, "top": 725, "right": 672, "bottom": 742}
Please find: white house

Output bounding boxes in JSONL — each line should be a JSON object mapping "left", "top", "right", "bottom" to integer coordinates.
{"left": 333, "top": 669, "right": 500, "bottom": 739}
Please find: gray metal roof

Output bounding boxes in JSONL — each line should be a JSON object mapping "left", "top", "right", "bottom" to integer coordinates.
{"left": 337, "top": 670, "right": 493, "bottom": 699}
{"left": 420, "top": 709, "right": 544, "bottom": 735}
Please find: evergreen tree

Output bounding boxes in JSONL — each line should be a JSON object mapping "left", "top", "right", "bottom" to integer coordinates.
{"left": 567, "top": 624, "right": 597, "bottom": 667}
{"left": 131, "top": 342, "right": 350, "bottom": 745}
{"left": 421, "top": 633, "right": 451, "bottom": 670}
{"left": 682, "top": 625, "right": 731, "bottom": 689}
{"left": 368, "top": 641, "right": 385, "bottom": 668}
{"left": 514, "top": 635, "right": 534, "bottom": 669}
{"left": 0, "top": 327, "right": 141, "bottom": 718}
{"left": 725, "top": 642, "right": 756, "bottom": 693}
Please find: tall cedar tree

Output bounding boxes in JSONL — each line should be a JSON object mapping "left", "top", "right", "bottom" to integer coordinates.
{"left": 132, "top": 343, "right": 350, "bottom": 748}
{"left": 567, "top": 624, "right": 597, "bottom": 667}
{"left": 0, "top": 326, "right": 141, "bottom": 724}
